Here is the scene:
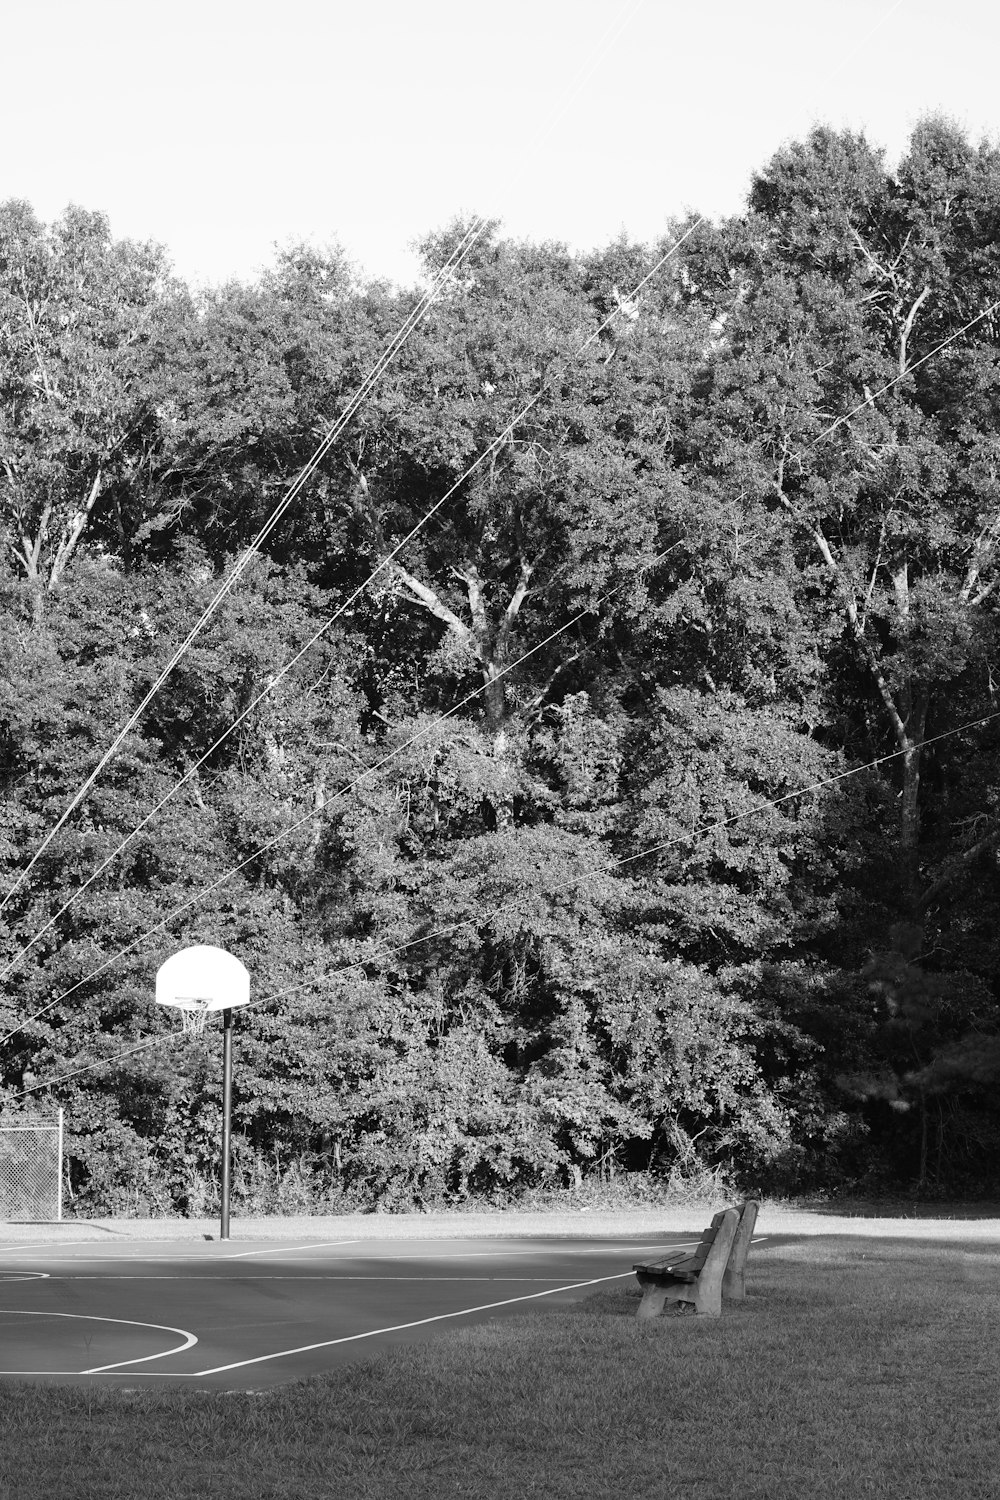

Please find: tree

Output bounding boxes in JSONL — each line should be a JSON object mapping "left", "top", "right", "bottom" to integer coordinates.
{"left": 667, "top": 119, "right": 1000, "bottom": 1188}
{"left": 0, "top": 203, "right": 180, "bottom": 607}
{"left": 330, "top": 225, "right": 696, "bottom": 744}
{"left": 681, "top": 120, "right": 1000, "bottom": 901}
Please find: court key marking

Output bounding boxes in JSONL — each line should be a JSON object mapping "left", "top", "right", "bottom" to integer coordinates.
{"left": 0, "top": 1309, "right": 197, "bottom": 1375}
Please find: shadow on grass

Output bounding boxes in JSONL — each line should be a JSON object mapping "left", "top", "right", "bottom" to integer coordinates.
{"left": 781, "top": 1195, "right": 1000, "bottom": 1219}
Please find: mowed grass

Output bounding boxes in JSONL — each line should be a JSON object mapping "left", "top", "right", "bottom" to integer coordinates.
{"left": 1, "top": 1238, "right": 998, "bottom": 1500}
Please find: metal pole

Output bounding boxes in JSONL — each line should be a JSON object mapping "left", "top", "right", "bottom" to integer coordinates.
{"left": 220, "top": 1008, "right": 233, "bottom": 1242}
{"left": 56, "top": 1107, "right": 64, "bottom": 1222}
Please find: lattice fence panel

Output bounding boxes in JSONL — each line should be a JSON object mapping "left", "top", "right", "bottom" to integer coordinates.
{"left": 0, "top": 1115, "right": 62, "bottom": 1220}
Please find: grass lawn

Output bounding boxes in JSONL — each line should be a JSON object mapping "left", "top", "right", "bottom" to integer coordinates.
{"left": 0, "top": 1236, "right": 997, "bottom": 1499}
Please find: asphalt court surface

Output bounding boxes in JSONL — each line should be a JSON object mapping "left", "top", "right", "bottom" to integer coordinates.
{"left": 0, "top": 1233, "right": 731, "bottom": 1390}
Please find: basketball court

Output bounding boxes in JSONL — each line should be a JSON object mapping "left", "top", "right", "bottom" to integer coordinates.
{"left": 0, "top": 1231, "right": 720, "bottom": 1390}
{"left": 3, "top": 953, "right": 769, "bottom": 1390}
{"left": 6, "top": 1206, "right": 1000, "bottom": 1391}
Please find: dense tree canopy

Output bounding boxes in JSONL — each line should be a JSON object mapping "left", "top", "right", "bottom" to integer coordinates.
{"left": 2, "top": 118, "right": 1000, "bottom": 1215}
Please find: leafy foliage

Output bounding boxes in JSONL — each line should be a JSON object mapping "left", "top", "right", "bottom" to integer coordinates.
{"left": 3, "top": 121, "right": 1000, "bottom": 1215}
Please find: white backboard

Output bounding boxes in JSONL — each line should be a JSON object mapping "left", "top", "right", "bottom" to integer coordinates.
{"left": 155, "top": 945, "right": 251, "bottom": 1012}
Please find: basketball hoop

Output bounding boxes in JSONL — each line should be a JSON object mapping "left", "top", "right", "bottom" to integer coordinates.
{"left": 177, "top": 1003, "right": 211, "bottom": 1037}
{"left": 154, "top": 944, "right": 253, "bottom": 1243}
{"left": 155, "top": 945, "right": 251, "bottom": 1032}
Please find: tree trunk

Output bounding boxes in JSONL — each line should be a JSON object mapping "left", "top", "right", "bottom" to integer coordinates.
{"left": 312, "top": 766, "right": 326, "bottom": 850}
{"left": 900, "top": 743, "right": 921, "bottom": 855}
{"left": 917, "top": 1088, "right": 928, "bottom": 1188}
{"left": 488, "top": 726, "right": 514, "bottom": 829}
{"left": 482, "top": 662, "right": 507, "bottom": 732}
{"left": 898, "top": 693, "right": 928, "bottom": 896}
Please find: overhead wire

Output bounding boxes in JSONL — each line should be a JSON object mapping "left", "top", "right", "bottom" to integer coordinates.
{"left": 0, "top": 217, "right": 703, "bottom": 1043}
{"left": 813, "top": 298, "right": 1000, "bottom": 445}
{"left": 6, "top": 4, "right": 997, "bottom": 1100}
{"left": 6, "top": 1034, "right": 166, "bottom": 1103}
{"left": 0, "top": 0, "right": 650, "bottom": 927}
{"left": 11, "top": 268, "right": 1000, "bottom": 1093}
{"left": 0, "top": 572, "right": 614, "bottom": 1045}
{"left": 11, "top": 698, "right": 1000, "bottom": 1106}
{"left": 7, "top": 267, "right": 1000, "bottom": 1087}
{"left": 9, "top": 225, "right": 980, "bottom": 1011}
{"left": 0, "top": 216, "right": 491, "bottom": 921}
{"left": 0, "top": 0, "right": 656, "bottom": 983}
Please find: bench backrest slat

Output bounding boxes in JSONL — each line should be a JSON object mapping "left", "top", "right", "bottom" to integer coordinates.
{"left": 722, "top": 1198, "right": 759, "bottom": 1300}
{"left": 688, "top": 1209, "right": 728, "bottom": 1273}
{"left": 691, "top": 1207, "right": 740, "bottom": 1308}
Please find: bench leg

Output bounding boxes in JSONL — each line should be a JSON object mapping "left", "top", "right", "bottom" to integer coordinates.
{"left": 692, "top": 1278, "right": 723, "bottom": 1317}
{"left": 722, "top": 1265, "right": 745, "bottom": 1300}
{"left": 636, "top": 1283, "right": 670, "bottom": 1320}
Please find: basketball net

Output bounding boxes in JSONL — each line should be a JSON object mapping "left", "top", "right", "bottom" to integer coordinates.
{"left": 178, "top": 1005, "right": 210, "bottom": 1036}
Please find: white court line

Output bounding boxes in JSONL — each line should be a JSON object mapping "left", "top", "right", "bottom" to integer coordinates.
{"left": 0, "top": 1239, "right": 769, "bottom": 1280}
{"left": 0, "top": 1310, "right": 197, "bottom": 1375}
{"left": 192, "top": 1270, "right": 636, "bottom": 1376}
{"left": 0, "top": 1250, "right": 347, "bottom": 1265}
{"left": 0, "top": 1242, "right": 770, "bottom": 1379}
{"left": 29, "top": 1274, "right": 571, "bottom": 1283}
{"left": 0, "top": 1241, "right": 766, "bottom": 1281}
{"left": 0, "top": 1248, "right": 229, "bottom": 1260}
{"left": 0, "top": 1241, "right": 689, "bottom": 1267}
{"left": 0, "top": 1238, "right": 130, "bottom": 1254}
{"left": 7, "top": 1246, "right": 715, "bottom": 1284}
{"left": 0, "top": 1239, "right": 358, "bottom": 1262}
{"left": 221, "top": 1239, "right": 360, "bottom": 1259}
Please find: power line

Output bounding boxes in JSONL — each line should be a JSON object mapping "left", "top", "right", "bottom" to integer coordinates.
{"left": 0, "top": 222, "right": 702, "bottom": 1036}
{"left": 5, "top": 202, "right": 977, "bottom": 996}
{"left": 0, "top": 536, "right": 681, "bottom": 1047}
{"left": 19, "top": 281, "right": 998, "bottom": 1046}
{"left": 0, "top": 217, "right": 490, "bottom": 922}
{"left": 11, "top": 699, "right": 1000, "bottom": 1107}
{"left": 813, "top": 298, "right": 1000, "bottom": 445}
{"left": 0, "top": 0, "right": 650, "bottom": 925}
{"left": 0, "top": 0, "right": 663, "bottom": 975}
{"left": 4, "top": 1034, "right": 166, "bottom": 1105}
{"left": 352, "top": 707, "right": 1000, "bottom": 973}
{"left": 5, "top": 263, "right": 998, "bottom": 1056}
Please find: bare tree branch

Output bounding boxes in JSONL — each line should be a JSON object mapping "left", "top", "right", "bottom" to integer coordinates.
{"left": 775, "top": 477, "right": 910, "bottom": 750}
{"left": 49, "top": 469, "right": 103, "bottom": 590}
{"left": 898, "top": 285, "right": 931, "bottom": 377}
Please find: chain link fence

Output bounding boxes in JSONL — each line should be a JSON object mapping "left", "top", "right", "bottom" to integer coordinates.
{"left": 0, "top": 1110, "right": 63, "bottom": 1221}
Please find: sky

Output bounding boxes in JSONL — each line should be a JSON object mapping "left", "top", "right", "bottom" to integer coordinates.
{"left": 3, "top": 0, "right": 997, "bottom": 291}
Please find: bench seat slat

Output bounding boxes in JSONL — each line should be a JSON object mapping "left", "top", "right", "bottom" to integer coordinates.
{"left": 634, "top": 1263, "right": 699, "bottom": 1283}
{"left": 634, "top": 1212, "right": 726, "bottom": 1282}
{"left": 633, "top": 1255, "right": 699, "bottom": 1279}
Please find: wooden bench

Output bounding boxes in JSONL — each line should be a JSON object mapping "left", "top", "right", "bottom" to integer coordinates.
{"left": 633, "top": 1199, "right": 759, "bottom": 1319}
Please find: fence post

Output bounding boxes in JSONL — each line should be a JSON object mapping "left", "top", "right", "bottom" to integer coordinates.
{"left": 57, "top": 1108, "right": 64, "bottom": 1222}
